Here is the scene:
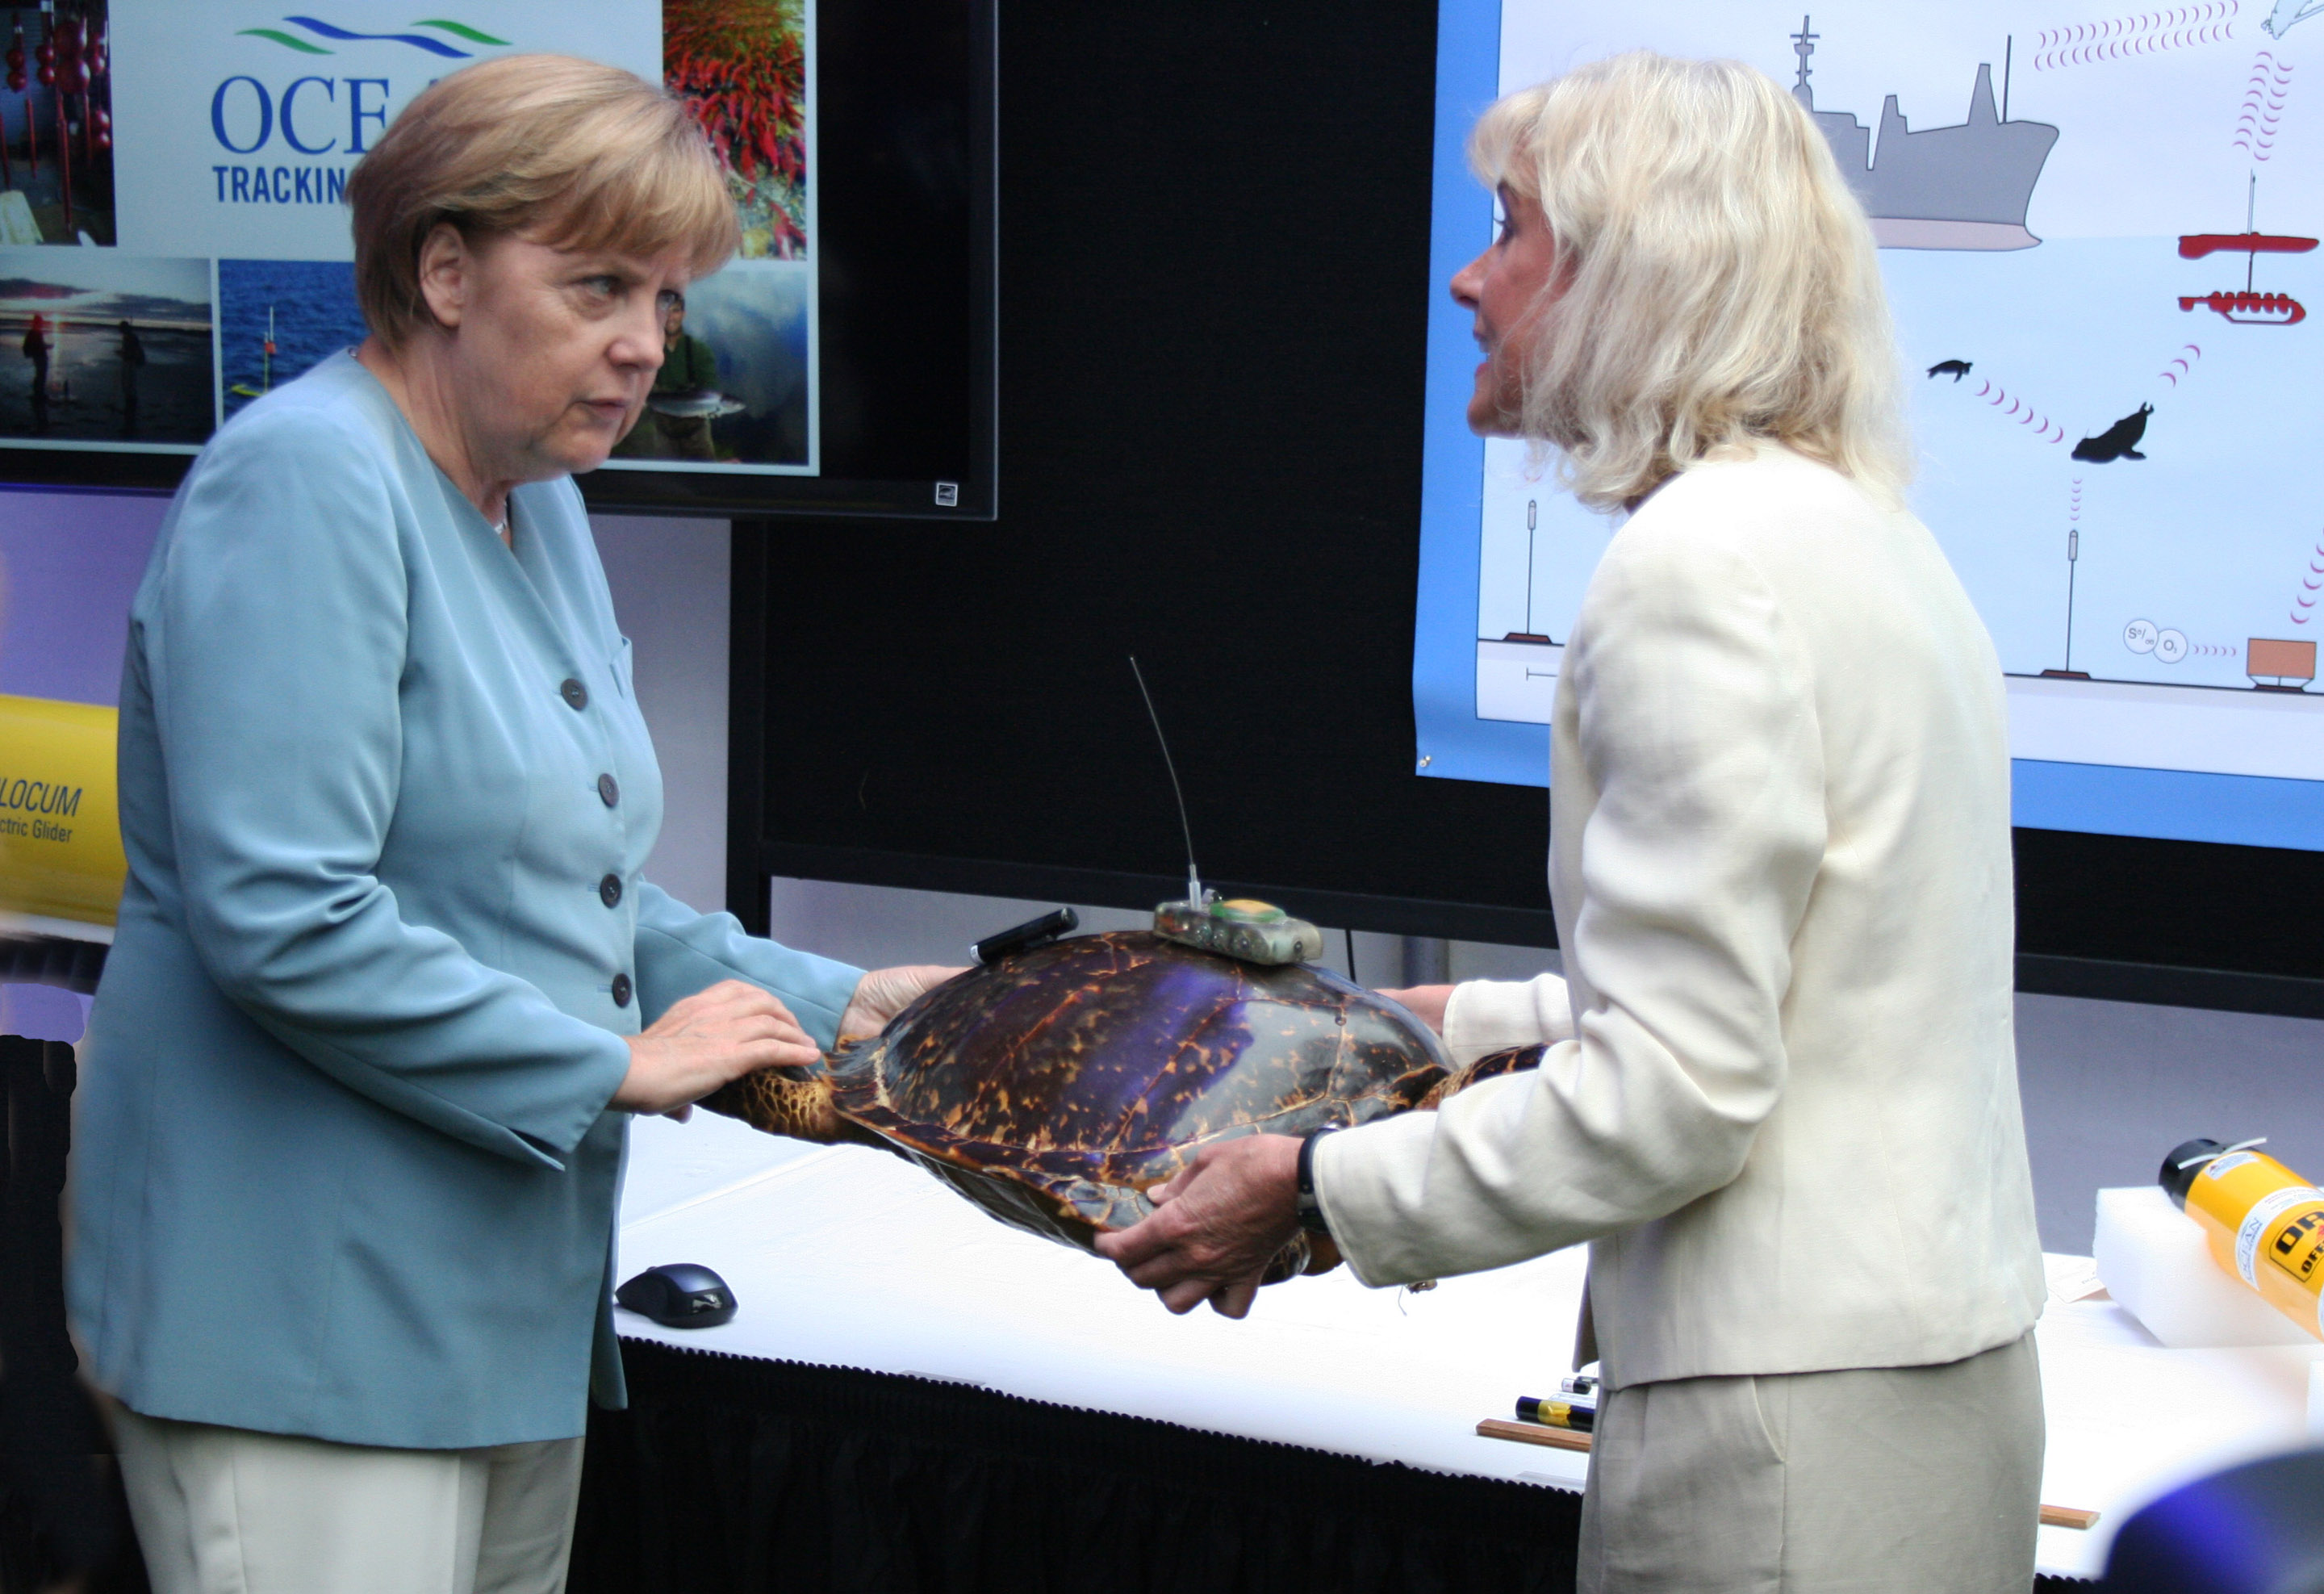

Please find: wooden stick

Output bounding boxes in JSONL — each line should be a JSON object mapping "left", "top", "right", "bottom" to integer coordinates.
{"left": 1476, "top": 1418, "right": 2101, "bottom": 1529}
{"left": 1476, "top": 1417, "right": 1590, "bottom": 1453}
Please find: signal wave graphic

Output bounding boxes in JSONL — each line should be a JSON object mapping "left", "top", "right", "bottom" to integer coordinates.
{"left": 1967, "top": 379, "right": 2067, "bottom": 445}
{"left": 2234, "top": 51, "right": 2296, "bottom": 157}
{"left": 2036, "top": 2, "right": 2238, "bottom": 68}
{"left": 2158, "top": 342, "right": 2204, "bottom": 386}
{"left": 2292, "top": 537, "right": 2324, "bottom": 625}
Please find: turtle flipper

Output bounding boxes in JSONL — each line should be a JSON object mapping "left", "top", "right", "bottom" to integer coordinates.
{"left": 700, "top": 1060, "right": 848, "bottom": 1142}
{"left": 1260, "top": 1232, "right": 1313, "bottom": 1283}
{"left": 1298, "top": 1232, "right": 1343, "bottom": 1276}
{"left": 1415, "top": 1043, "right": 1548, "bottom": 1111}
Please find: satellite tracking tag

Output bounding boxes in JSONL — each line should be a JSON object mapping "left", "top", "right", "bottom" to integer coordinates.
{"left": 972, "top": 906, "right": 1079, "bottom": 964}
{"left": 1154, "top": 897, "right": 1326, "bottom": 966}
{"left": 1126, "top": 654, "right": 1322, "bottom": 964}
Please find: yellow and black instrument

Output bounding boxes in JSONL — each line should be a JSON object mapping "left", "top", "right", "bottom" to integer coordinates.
{"left": 2163, "top": 1137, "right": 2324, "bottom": 1342}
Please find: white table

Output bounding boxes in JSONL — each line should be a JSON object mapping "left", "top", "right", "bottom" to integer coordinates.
{"left": 617, "top": 1112, "right": 2324, "bottom": 1584}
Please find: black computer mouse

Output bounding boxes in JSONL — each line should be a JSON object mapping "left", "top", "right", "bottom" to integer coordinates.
{"left": 614, "top": 1262, "right": 738, "bottom": 1328}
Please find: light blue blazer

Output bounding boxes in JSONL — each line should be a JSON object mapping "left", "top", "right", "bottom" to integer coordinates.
{"left": 69, "top": 352, "right": 863, "bottom": 1450}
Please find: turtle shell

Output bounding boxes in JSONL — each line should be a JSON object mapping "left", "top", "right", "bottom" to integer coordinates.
{"left": 826, "top": 930, "right": 1452, "bottom": 1251}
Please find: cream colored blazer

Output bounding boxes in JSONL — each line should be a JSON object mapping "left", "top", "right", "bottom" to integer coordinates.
{"left": 1316, "top": 445, "right": 2043, "bottom": 1390}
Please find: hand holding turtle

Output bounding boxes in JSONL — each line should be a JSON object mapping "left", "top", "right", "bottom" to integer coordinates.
{"left": 615, "top": 979, "right": 820, "bottom": 1119}
{"left": 1095, "top": 1134, "right": 1304, "bottom": 1318}
{"left": 1374, "top": 984, "right": 1453, "bottom": 1034}
{"left": 838, "top": 964, "right": 968, "bottom": 1041}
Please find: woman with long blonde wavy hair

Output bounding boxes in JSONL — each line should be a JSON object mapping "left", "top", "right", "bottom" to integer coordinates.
{"left": 1101, "top": 52, "right": 2045, "bottom": 1592}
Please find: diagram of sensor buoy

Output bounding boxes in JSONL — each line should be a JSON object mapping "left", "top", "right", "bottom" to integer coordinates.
{"left": 2005, "top": 623, "right": 2324, "bottom": 784}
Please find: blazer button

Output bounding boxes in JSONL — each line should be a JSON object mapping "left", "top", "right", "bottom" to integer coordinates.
{"left": 561, "top": 678, "right": 588, "bottom": 711}
{"left": 600, "top": 873, "right": 622, "bottom": 908}
{"left": 597, "top": 773, "right": 620, "bottom": 807}
{"left": 612, "top": 973, "right": 633, "bottom": 1007}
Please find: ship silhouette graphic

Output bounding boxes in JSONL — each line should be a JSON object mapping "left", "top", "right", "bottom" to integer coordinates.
{"left": 1791, "top": 16, "right": 2059, "bottom": 250}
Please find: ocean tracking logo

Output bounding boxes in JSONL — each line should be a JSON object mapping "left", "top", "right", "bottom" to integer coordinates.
{"left": 235, "top": 18, "right": 510, "bottom": 58}
{"left": 209, "top": 17, "right": 511, "bottom": 208}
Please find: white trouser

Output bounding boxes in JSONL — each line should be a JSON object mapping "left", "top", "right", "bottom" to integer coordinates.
{"left": 1578, "top": 1331, "right": 2044, "bottom": 1594}
{"left": 108, "top": 1403, "right": 584, "bottom": 1594}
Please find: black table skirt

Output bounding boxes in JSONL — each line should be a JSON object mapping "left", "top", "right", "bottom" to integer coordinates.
{"left": 572, "top": 1338, "right": 1583, "bottom": 1594}
{"left": 571, "top": 1340, "right": 2098, "bottom": 1592}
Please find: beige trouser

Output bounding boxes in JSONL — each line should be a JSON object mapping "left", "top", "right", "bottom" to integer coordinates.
{"left": 108, "top": 1403, "right": 584, "bottom": 1594}
{"left": 1578, "top": 1332, "right": 2043, "bottom": 1594}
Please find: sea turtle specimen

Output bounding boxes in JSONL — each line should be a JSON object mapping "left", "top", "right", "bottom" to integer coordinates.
{"left": 703, "top": 929, "right": 1538, "bottom": 1279}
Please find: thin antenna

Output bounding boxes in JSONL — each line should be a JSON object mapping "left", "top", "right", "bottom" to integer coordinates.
{"left": 1128, "top": 655, "right": 1203, "bottom": 906}
{"left": 2002, "top": 36, "right": 2012, "bottom": 122}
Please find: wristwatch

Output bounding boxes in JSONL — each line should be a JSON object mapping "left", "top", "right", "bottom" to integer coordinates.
{"left": 1295, "top": 1126, "right": 1340, "bottom": 1236}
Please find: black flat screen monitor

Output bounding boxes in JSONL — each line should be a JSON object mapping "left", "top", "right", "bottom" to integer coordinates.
{"left": 0, "top": 0, "right": 994, "bottom": 520}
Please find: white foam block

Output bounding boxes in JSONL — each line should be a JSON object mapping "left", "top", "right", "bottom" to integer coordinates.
{"left": 2092, "top": 1186, "right": 2316, "bottom": 1349}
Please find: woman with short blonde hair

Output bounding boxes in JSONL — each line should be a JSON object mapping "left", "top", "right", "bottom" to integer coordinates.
{"left": 346, "top": 53, "right": 738, "bottom": 347}
{"left": 73, "top": 54, "right": 948, "bottom": 1594}
{"left": 1101, "top": 52, "right": 2045, "bottom": 1593}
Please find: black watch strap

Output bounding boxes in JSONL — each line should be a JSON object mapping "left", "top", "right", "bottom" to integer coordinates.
{"left": 1295, "top": 1126, "right": 1340, "bottom": 1236}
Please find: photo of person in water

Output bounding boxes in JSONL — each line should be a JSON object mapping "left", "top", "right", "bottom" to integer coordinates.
{"left": 20, "top": 309, "right": 47, "bottom": 430}
{"left": 115, "top": 316, "right": 141, "bottom": 433}
{"left": 0, "top": 249, "right": 212, "bottom": 446}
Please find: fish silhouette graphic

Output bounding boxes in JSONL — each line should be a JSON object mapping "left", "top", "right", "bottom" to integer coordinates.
{"left": 2071, "top": 404, "right": 2152, "bottom": 463}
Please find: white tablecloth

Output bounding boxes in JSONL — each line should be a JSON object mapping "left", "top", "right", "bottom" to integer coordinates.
{"left": 617, "top": 1111, "right": 2324, "bottom": 1583}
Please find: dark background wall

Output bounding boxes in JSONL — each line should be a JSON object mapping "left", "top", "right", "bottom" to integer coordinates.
{"left": 736, "top": 0, "right": 1565, "bottom": 939}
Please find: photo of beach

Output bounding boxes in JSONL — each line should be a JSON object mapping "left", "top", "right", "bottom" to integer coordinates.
{"left": 0, "top": 248, "right": 210, "bottom": 446}
{"left": 0, "top": 2, "right": 114, "bottom": 245}
{"left": 217, "top": 259, "right": 367, "bottom": 420}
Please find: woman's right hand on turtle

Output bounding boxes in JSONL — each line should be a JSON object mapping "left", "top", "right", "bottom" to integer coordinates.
{"left": 613, "top": 979, "right": 822, "bottom": 1119}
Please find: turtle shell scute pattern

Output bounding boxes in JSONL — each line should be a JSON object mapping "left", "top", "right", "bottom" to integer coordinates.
{"left": 829, "top": 931, "right": 1452, "bottom": 1247}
